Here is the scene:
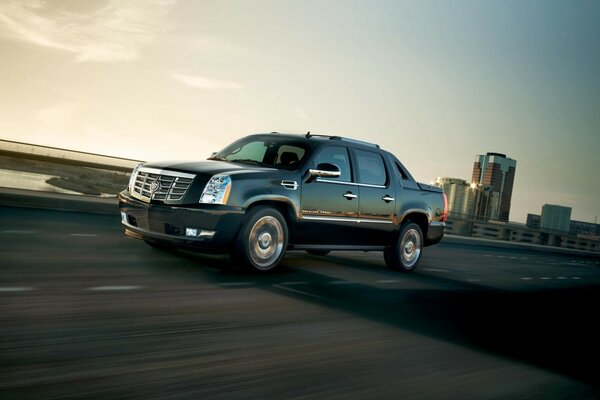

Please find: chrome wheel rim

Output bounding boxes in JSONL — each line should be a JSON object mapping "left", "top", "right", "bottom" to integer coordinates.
{"left": 400, "top": 228, "right": 421, "bottom": 268}
{"left": 248, "top": 216, "right": 284, "bottom": 269}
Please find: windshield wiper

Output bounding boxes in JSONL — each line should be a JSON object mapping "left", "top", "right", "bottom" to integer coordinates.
{"left": 230, "top": 159, "right": 267, "bottom": 166}
{"left": 208, "top": 156, "right": 227, "bottom": 161}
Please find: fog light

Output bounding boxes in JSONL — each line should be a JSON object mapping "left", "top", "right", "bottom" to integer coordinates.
{"left": 121, "top": 212, "right": 127, "bottom": 223}
{"left": 185, "top": 228, "right": 198, "bottom": 237}
{"left": 199, "top": 230, "right": 215, "bottom": 239}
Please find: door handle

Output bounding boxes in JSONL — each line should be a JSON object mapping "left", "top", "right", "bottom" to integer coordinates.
{"left": 343, "top": 192, "right": 358, "bottom": 200}
{"left": 382, "top": 195, "right": 395, "bottom": 203}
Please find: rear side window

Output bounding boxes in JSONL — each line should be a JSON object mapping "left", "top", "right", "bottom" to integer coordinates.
{"left": 313, "top": 146, "right": 351, "bottom": 182}
{"left": 355, "top": 150, "right": 387, "bottom": 186}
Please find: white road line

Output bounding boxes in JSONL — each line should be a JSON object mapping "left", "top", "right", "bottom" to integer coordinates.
{"left": 541, "top": 277, "right": 551, "bottom": 280}
{"left": 280, "top": 281, "right": 308, "bottom": 285}
{"left": 484, "top": 255, "right": 492, "bottom": 257}
{"left": 521, "top": 277, "right": 532, "bottom": 280}
{"left": 272, "top": 284, "right": 328, "bottom": 300}
{"left": 69, "top": 233, "right": 98, "bottom": 237}
{"left": 572, "top": 277, "right": 581, "bottom": 280}
{"left": 423, "top": 268, "right": 450, "bottom": 273}
{"left": 376, "top": 280, "right": 399, "bottom": 283}
{"left": 0, "top": 287, "right": 34, "bottom": 292}
{"left": 1, "top": 230, "right": 36, "bottom": 234}
{"left": 88, "top": 286, "right": 142, "bottom": 291}
{"left": 220, "top": 282, "right": 253, "bottom": 287}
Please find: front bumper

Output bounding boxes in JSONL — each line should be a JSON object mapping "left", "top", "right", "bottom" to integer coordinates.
{"left": 118, "top": 190, "right": 244, "bottom": 251}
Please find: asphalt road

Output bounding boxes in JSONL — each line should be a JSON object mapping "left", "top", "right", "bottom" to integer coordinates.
{"left": 1, "top": 206, "right": 599, "bottom": 399}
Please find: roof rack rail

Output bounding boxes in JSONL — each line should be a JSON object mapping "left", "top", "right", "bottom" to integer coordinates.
{"left": 305, "top": 132, "right": 379, "bottom": 148}
{"left": 330, "top": 136, "right": 379, "bottom": 148}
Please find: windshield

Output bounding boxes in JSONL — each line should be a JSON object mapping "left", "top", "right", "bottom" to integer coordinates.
{"left": 209, "top": 136, "right": 309, "bottom": 170}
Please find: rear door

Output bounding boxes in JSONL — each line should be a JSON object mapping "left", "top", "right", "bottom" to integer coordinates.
{"left": 352, "top": 148, "right": 396, "bottom": 244}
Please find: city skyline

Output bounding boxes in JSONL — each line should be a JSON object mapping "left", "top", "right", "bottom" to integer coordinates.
{"left": 0, "top": 1, "right": 599, "bottom": 224}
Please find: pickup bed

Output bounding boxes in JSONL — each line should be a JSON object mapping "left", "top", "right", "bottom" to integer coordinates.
{"left": 119, "top": 132, "right": 446, "bottom": 272}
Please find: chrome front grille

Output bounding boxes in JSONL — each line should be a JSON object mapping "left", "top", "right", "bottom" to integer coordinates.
{"left": 130, "top": 167, "right": 195, "bottom": 203}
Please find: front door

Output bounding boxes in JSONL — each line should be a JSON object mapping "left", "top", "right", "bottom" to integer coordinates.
{"left": 298, "top": 145, "right": 361, "bottom": 245}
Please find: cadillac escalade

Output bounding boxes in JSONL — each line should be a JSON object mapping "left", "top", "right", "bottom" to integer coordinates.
{"left": 119, "top": 132, "right": 446, "bottom": 272}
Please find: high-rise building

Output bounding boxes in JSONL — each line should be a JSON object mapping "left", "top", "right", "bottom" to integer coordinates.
{"left": 432, "top": 177, "right": 474, "bottom": 216}
{"left": 471, "top": 152, "right": 516, "bottom": 222}
{"left": 541, "top": 204, "right": 572, "bottom": 232}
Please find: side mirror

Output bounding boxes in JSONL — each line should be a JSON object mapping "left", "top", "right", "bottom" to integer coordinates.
{"left": 308, "top": 163, "right": 341, "bottom": 180}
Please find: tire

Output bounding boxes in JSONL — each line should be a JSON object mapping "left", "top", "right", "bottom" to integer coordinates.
{"left": 306, "top": 250, "right": 331, "bottom": 256}
{"left": 231, "top": 206, "right": 288, "bottom": 272}
{"left": 384, "top": 222, "right": 423, "bottom": 272}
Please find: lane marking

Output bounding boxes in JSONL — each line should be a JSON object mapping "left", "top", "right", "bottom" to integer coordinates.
{"left": 572, "top": 277, "right": 581, "bottom": 280}
{"left": 272, "top": 284, "right": 328, "bottom": 300}
{"left": 541, "top": 277, "right": 551, "bottom": 280}
{"left": 484, "top": 255, "right": 492, "bottom": 257}
{"left": 220, "top": 282, "right": 253, "bottom": 287}
{"left": 1, "top": 230, "right": 36, "bottom": 234}
{"left": 69, "top": 233, "right": 98, "bottom": 237}
{"left": 423, "top": 268, "right": 450, "bottom": 273}
{"left": 0, "top": 287, "right": 34, "bottom": 292}
{"left": 88, "top": 285, "right": 142, "bottom": 291}
{"left": 521, "top": 277, "right": 532, "bottom": 280}
{"left": 377, "top": 280, "right": 399, "bottom": 283}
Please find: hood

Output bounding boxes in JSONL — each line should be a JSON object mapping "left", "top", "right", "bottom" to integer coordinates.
{"left": 141, "top": 160, "right": 277, "bottom": 175}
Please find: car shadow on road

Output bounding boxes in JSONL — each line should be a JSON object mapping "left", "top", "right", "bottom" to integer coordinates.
{"left": 144, "top": 247, "right": 600, "bottom": 389}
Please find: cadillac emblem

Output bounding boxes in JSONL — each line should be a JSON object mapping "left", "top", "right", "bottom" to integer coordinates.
{"left": 150, "top": 180, "right": 160, "bottom": 193}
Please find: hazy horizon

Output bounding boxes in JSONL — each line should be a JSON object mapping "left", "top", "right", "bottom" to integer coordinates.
{"left": 1, "top": 0, "right": 598, "bottom": 223}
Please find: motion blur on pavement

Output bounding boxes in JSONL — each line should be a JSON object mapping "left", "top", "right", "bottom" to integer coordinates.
{"left": 1, "top": 204, "right": 599, "bottom": 399}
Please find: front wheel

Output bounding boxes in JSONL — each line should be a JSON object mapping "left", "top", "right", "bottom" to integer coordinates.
{"left": 231, "top": 206, "right": 288, "bottom": 272}
{"left": 384, "top": 222, "right": 423, "bottom": 272}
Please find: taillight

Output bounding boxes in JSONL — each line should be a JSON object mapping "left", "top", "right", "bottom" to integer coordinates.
{"left": 442, "top": 192, "right": 448, "bottom": 222}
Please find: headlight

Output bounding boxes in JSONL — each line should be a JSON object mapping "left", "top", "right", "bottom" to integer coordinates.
{"left": 200, "top": 175, "right": 232, "bottom": 204}
{"left": 128, "top": 163, "right": 142, "bottom": 192}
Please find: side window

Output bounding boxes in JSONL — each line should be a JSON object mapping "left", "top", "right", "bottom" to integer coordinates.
{"left": 395, "top": 162, "right": 409, "bottom": 180}
{"left": 275, "top": 145, "right": 305, "bottom": 167}
{"left": 313, "top": 146, "right": 351, "bottom": 181}
{"left": 355, "top": 150, "right": 387, "bottom": 186}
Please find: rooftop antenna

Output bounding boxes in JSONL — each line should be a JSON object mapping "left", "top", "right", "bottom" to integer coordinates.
{"left": 305, "top": 131, "right": 311, "bottom": 138}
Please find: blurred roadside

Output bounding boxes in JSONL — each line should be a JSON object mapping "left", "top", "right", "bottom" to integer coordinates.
{"left": 0, "top": 139, "right": 140, "bottom": 197}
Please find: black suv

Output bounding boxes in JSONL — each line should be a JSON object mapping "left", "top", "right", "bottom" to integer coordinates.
{"left": 119, "top": 133, "right": 446, "bottom": 272}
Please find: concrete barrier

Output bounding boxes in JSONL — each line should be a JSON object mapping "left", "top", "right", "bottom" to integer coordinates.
{"left": 442, "top": 234, "right": 599, "bottom": 258}
{"left": 0, "top": 187, "right": 118, "bottom": 214}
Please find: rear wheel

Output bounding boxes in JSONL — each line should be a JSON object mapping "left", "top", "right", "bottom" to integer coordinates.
{"left": 306, "top": 250, "right": 331, "bottom": 256}
{"left": 232, "top": 206, "right": 288, "bottom": 272}
{"left": 384, "top": 222, "right": 423, "bottom": 272}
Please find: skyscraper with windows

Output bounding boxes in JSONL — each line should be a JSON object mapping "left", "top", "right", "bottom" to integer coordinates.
{"left": 471, "top": 152, "right": 517, "bottom": 222}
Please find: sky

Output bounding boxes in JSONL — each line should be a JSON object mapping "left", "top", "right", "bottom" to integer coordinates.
{"left": 0, "top": 0, "right": 598, "bottom": 223}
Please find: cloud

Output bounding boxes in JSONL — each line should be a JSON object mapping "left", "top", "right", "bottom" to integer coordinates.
{"left": 172, "top": 73, "right": 244, "bottom": 90}
{"left": 0, "top": 0, "right": 175, "bottom": 62}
